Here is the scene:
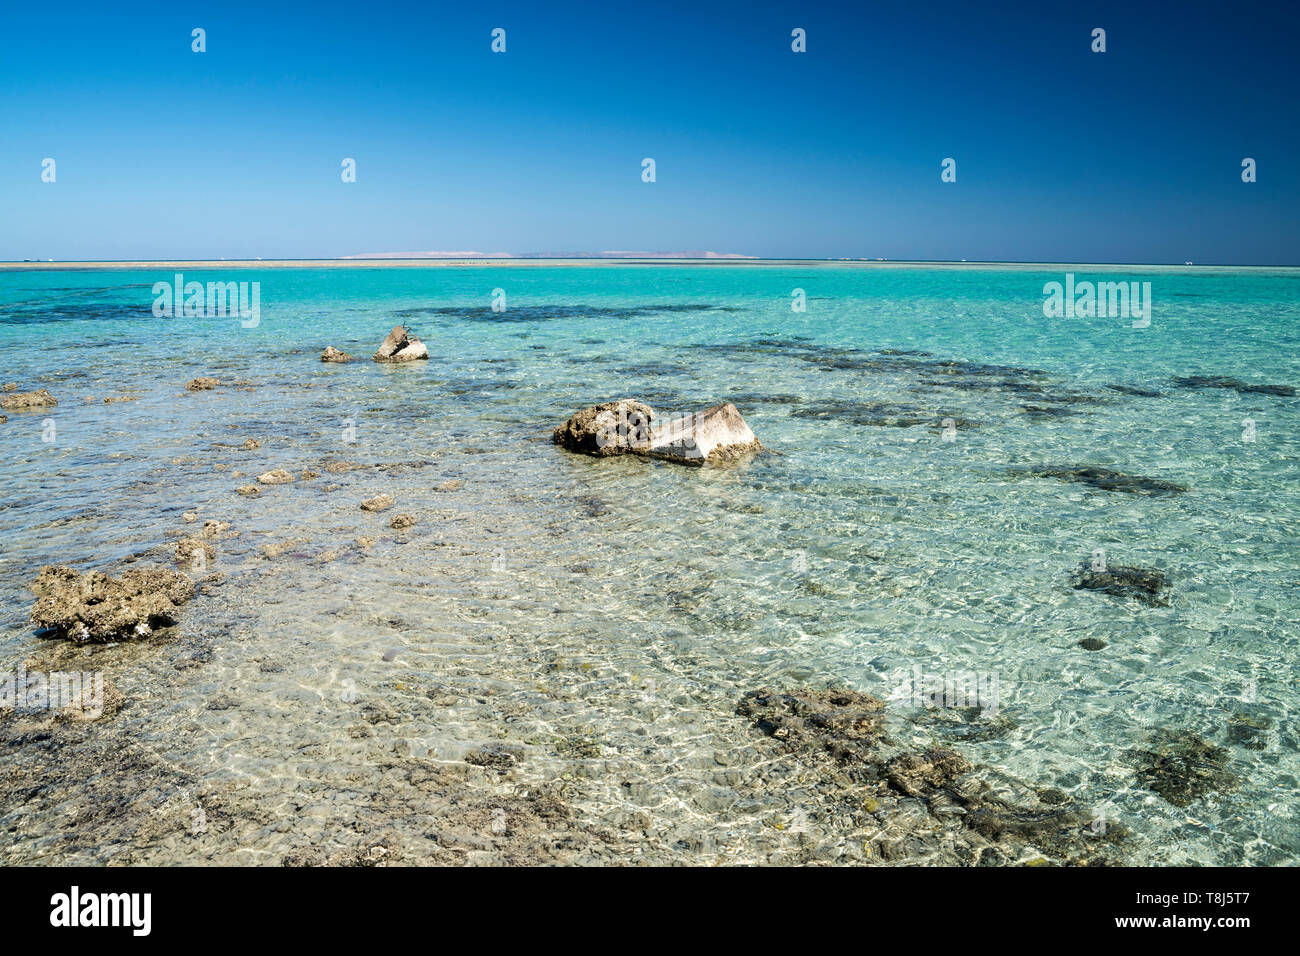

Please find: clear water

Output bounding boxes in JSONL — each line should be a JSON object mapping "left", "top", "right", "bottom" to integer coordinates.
{"left": 1, "top": 263, "right": 1297, "bottom": 865}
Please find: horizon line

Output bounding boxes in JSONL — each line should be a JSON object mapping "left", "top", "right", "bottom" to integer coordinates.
{"left": 2, "top": 257, "right": 1299, "bottom": 270}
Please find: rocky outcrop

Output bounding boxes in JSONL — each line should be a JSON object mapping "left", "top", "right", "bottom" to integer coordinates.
{"left": 321, "top": 346, "right": 353, "bottom": 363}
{"left": 1, "top": 388, "right": 57, "bottom": 410}
{"left": 29, "top": 565, "right": 195, "bottom": 643}
{"left": 361, "top": 494, "right": 396, "bottom": 512}
{"left": 646, "top": 402, "right": 761, "bottom": 465}
{"left": 372, "top": 326, "right": 429, "bottom": 363}
{"left": 552, "top": 400, "right": 655, "bottom": 456}
{"left": 257, "top": 469, "right": 295, "bottom": 485}
{"left": 186, "top": 377, "right": 220, "bottom": 391}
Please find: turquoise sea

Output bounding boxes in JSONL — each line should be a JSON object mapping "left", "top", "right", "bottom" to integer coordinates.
{"left": 1, "top": 262, "right": 1297, "bottom": 865}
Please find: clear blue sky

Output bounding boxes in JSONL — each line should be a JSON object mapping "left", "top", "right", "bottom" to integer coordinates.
{"left": 2, "top": 0, "right": 1297, "bottom": 263}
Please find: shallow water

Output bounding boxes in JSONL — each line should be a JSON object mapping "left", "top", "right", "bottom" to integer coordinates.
{"left": 1, "top": 263, "right": 1297, "bottom": 865}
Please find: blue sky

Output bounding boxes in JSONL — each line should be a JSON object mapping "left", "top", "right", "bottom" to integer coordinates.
{"left": 2, "top": 0, "right": 1297, "bottom": 263}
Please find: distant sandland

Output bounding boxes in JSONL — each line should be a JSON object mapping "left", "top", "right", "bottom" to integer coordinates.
{"left": 343, "top": 250, "right": 759, "bottom": 259}
{"left": 0, "top": 259, "right": 1288, "bottom": 272}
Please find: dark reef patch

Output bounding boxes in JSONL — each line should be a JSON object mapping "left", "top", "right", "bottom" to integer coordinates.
{"left": 1126, "top": 730, "right": 1239, "bottom": 807}
{"left": 792, "top": 400, "right": 976, "bottom": 430}
{"left": 1009, "top": 466, "right": 1188, "bottom": 497}
{"left": 723, "top": 392, "right": 804, "bottom": 406}
{"left": 885, "top": 748, "right": 972, "bottom": 797}
{"left": 1172, "top": 376, "right": 1295, "bottom": 397}
{"left": 738, "top": 687, "right": 1126, "bottom": 865}
{"left": 737, "top": 688, "right": 889, "bottom": 764}
{"left": 1226, "top": 713, "right": 1272, "bottom": 752}
{"left": 1020, "top": 404, "right": 1081, "bottom": 420}
{"left": 920, "top": 379, "right": 1044, "bottom": 394}
{"left": 919, "top": 359, "right": 1047, "bottom": 379}
{"left": 1107, "top": 384, "right": 1164, "bottom": 398}
{"left": 393, "top": 303, "right": 744, "bottom": 324}
{"left": 0, "top": 287, "right": 159, "bottom": 326}
{"left": 1072, "top": 562, "right": 1169, "bottom": 606}
{"left": 914, "top": 705, "right": 1019, "bottom": 743}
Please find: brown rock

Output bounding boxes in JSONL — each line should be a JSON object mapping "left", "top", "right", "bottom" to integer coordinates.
{"left": 737, "top": 688, "right": 889, "bottom": 764}
{"left": 257, "top": 469, "right": 295, "bottom": 485}
{"left": 390, "top": 513, "right": 416, "bottom": 530}
{"left": 29, "top": 565, "right": 195, "bottom": 643}
{"left": 321, "top": 346, "right": 353, "bottom": 363}
{"left": 186, "top": 377, "right": 220, "bottom": 391}
{"left": 885, "top": 748, "right": 973, "bottom": 798}
{"left": 361, "top": 494, "right": 396, "bottom": 512}
{"left": 174, "top": 537, "right": 216, "bottom": 569}
{"left": 552, "top": 400, "right": 655, "bottom": 456}
{"left": 1, "top": 388, "right": 57, "bottom": 410}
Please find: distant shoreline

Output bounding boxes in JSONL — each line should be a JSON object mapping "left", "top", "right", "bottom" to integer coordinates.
{"left": 2, "top": 258, "right": 1298, "bottom": 272}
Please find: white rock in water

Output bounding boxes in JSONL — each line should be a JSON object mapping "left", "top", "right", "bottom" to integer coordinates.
{"left": 373, "top": 325, "right": 429, "bottom": 363}
{"left": 646, "top": 402, "right": 760, "bottom": 465}
{"left": 391, "top": 339, "right": 428, "bottom": 361}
